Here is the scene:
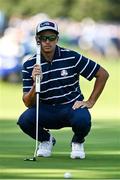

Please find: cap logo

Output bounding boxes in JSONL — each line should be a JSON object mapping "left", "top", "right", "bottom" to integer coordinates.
{"left": 40, "top": 21, "right": 55, "bottom": 28}
{"left": 36, "top": 21, "right": 58, "bottom": 35}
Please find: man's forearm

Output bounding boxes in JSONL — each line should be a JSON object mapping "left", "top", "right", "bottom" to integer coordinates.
{"left": 88, "top": 67, "right": 109, "bottom": 106}
{"left": 23, "top": 84, "right": 36, "bottom": 107}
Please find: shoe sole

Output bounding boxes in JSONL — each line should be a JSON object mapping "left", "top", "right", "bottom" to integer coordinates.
{"left": 70, "top": 155, "right": 85, "bottom": 159}
{"left": 70, "top": 152, "right": 85, "bottom": 159}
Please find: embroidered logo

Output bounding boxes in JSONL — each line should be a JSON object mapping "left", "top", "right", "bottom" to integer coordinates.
{"left": 61, "top": 69, "right": 68, "bottom": 77}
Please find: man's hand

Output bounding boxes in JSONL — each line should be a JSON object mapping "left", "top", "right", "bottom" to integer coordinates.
{"left": 72, "top": 100, "right": 95, "bottom": 110}
{"left": 32, "top": 64, "right": 43, "bottom": 81}
{"left": 72, "top": 67, "right": 109, "bottom": 110}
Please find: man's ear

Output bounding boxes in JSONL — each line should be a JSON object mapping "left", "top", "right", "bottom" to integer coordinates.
{"left": 35, "top": 36, "right": 41, "bottom": 45}
{"left": 57, "top": 36, "right": 59, "bottom": 42}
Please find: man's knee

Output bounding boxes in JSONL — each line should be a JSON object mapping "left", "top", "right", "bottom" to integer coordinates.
{"left": 72, "top": 117, "right": 91, "bottom": 130}
{"left": 17, "top": 113, "right": 27, "bottom": 130}
{"left": 70, "top": 108, "right": 91, "bottom": 130}
{"left": 17, "top": 108, "right": 35, "bottom": 128}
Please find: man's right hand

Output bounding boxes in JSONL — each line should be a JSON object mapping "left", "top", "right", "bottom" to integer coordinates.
{"left": 32, "top": 64, "right": 43, "bottom": 81}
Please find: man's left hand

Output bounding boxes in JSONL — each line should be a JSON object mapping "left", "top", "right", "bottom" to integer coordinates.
{"left": 72, "top": 100, "right": 94, "bottom": 110}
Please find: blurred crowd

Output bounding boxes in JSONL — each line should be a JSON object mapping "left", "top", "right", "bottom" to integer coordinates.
{"left": 0, "top": 12, "right": 120, "bottom": 82}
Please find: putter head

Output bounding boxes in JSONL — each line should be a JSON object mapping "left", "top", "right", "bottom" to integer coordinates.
{"left": 24, "top": 157, "right": 36, "bottom": 161}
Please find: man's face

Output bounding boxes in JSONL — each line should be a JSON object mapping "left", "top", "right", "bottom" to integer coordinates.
{"left": 36, "top": 30, "right": 58, "bottom": 53}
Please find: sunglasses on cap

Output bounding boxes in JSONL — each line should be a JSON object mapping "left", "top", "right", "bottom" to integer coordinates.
{"left": 37, "top": 34, "right": 58, "bottom": 42}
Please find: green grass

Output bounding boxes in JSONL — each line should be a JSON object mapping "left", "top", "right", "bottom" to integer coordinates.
{"left": 0, "top": 119, "right": 120, "bottom": 179}
{"left": 0, "top": 59, "right": 120, "bottom": 179}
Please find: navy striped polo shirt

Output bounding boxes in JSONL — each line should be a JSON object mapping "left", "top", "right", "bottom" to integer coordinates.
{"left": 22, "top": 45, "right": 100, "bottom": 105}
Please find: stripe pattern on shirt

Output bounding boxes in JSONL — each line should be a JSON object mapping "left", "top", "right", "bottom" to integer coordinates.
{"left": 22, "top": 46, "right": 100, "bottom": 104}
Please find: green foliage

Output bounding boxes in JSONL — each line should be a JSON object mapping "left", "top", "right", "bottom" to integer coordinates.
{"left": 105, "top": 0, "right": 120, "bottom": 21}
{"left": 0, "top": 0, "right": 120, "bottom": 21}
{"left": 68, "top": 0, "right": 120, "bottom": 21}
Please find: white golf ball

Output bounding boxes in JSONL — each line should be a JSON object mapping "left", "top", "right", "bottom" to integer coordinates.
{"left": 64, "top": 172, "right": 72, "bottom": 179}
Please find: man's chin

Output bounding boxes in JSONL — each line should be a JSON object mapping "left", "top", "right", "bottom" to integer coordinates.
{"left": 44, "top": 48, "right": 52, "bottom": 53}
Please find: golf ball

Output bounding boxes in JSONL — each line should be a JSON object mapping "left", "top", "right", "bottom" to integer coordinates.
{"left": 64, "top": 172, "right": 72, "bottom": 179}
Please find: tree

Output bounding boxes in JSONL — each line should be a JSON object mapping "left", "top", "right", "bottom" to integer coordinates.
{"left": 0, "top": 0, "right": 120, "bottom": 22}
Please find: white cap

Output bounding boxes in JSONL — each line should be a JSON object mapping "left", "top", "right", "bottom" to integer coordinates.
{"left": 36, "top": 20, "right": 59, "bottom": 35}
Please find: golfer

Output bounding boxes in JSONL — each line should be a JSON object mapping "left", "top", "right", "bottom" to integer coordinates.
{"left": 17, "top": 20, "right": 109, "bottom": 159}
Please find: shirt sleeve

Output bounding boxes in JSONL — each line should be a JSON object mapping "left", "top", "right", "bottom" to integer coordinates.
{"left": 22, "top": 62, "right": 33, "bottom": 92}
{"left": 75, "top": 54, "right": 100, "bottom": 81}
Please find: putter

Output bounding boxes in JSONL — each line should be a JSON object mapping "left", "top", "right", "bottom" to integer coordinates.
{"left": 24, "top": 45, "right": 41, "bottom": 162}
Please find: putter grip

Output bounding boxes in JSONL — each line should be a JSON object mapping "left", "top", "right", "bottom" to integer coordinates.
{"left": 35, "top": 45, "right": 41, "bottom": 93}
{"left": 36, "top": 75, "right": 40, "bottom": 93}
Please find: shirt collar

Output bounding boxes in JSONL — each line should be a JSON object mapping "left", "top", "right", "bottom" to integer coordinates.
{"left": 41, "top": 45, "right": 61, "bottom": 63}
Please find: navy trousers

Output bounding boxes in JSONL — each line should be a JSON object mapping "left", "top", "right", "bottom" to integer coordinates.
{"left": 17, "top": 102, "right": 91, "bottom": 143}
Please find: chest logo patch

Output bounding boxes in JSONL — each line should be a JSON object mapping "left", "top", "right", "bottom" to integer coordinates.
{"left": 61, "top": 69, "right": 68, "bottom": 77}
